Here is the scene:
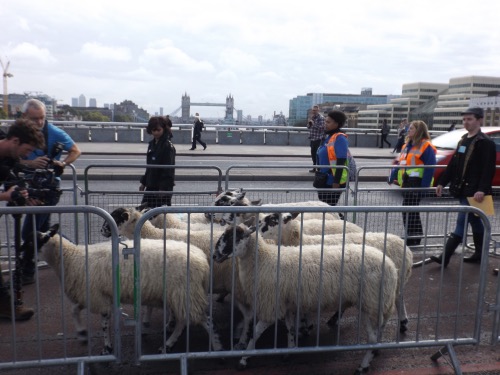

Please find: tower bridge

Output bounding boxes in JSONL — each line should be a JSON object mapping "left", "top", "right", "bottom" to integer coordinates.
{"left": 177, "top": 93, "right": 236, "bottom": 123}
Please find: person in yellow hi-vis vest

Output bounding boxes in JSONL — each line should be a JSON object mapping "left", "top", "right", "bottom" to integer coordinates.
{"left": 315, "top": 110, "right": 352, "bottom": 219}
{"left": 389, "top": 121, "right": 436, "bottom": 246}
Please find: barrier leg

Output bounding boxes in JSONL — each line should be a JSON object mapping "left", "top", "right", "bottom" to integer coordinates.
{"left": 431, "top": 343, "right": 462, "bottom": 375}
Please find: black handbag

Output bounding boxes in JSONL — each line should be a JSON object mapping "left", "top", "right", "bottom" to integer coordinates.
{"left": 313, "top": 172, "right": 328, "bottom": 188}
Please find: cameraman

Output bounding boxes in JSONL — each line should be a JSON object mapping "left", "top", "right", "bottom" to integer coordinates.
{"left": 0, "top": 119, "right": 45, "bottom": 320}
{"left": 18, "top": 99, "right": 81, "bottom": 285}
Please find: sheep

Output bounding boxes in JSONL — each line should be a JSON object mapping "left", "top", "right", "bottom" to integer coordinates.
{"left": 213, "top": 191, "right": 342, "bottom": 226}
{"left": 213, "top": 223, "right": 398, "bottom": 374}
{"left": 149, "top": 211, "right": 217, "bottom": 231}
{"left": 35, "top": 223, "right": 222, "bottom": 355}
{"left": 259, "top": 212, "right": 412, "bottom": 333}
{"left": 101, "top": 206, "right": 254, "bottom": 349}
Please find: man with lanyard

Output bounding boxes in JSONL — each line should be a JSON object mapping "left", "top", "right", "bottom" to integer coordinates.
{"left": 307, "top": 105, "right": 325, "bottom": 173}
{"left": 430, "top": 107, "right": 496, "bottom": 268}
{"left": 18, "top": 99, "right": 81, "bottom": 285}
{"left": 0, "top": 119, "right": 44, "bottom": 320}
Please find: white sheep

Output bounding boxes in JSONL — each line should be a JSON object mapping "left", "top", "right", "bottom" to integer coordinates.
{"left": 258, "top": 212, "right": 412, "bottom": 333}
{"left": 213, "top": 223, "right": 398, "bottom": 374}
{"left": 213, "top": 191, "right": 342, "bottom": 226}
{"left": 36, "top": 223, "right": 222, "bottom": 355}
{"left": 149, "top": 211, "right": 216, "bottom": 231}
{"left": 101, "top": 207, "right": 254, "bottom": 349}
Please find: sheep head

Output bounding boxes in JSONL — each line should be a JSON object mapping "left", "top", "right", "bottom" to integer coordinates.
{"left": 213, "top": 191, "right": 262, "bottom": 226}
{"left": 213, "top": 224, "right": 256, "bottom": 263}
{"left": 101, "top": 207, "right": 138, "bottom": 238}
{"left": 258, "top": 212, "right": 299, "bottom": 235}
{"left": 22, "top": 223, "right": 60, "bottom": 254}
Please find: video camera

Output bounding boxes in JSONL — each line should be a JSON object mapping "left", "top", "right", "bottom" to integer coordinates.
{"left": 3, "top": 142, "right": 65, "bottom": 206}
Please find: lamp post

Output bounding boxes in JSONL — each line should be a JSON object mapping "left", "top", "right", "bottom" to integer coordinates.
{"left": 1, "top": 58, "right": 13, "bottom": 115}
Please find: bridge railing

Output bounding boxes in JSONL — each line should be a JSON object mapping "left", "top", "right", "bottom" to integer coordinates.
{"left": 1, "top": 120, "right": 447, "bottom": 146}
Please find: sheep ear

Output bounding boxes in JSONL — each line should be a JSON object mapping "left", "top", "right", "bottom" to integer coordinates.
{"left": 290, "top": 212, "right": 300, "bottom": 220}
{"left": 283, "top": 213, "right": 295, "bottom": 224}
{"left": 49, "top": 224, "right": 60, "bottom": 236}
{"left": 251, "top": 199, "right": 262, "bottom": 206}
{"left": 243, "top": 217, "right": 254, "bottom": 226}
{"left": 236, "top": 191, "right": 247, "bottom": 200}
{"left": 245, "top": 225, "right": 257, "bottom": 236}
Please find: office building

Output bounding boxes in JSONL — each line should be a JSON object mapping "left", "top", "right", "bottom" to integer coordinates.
{"left": 89, "top": 98, "right": 97, "bottom": 107}
{"left": 289, "top": 89, "right": 388, "bottom": 126}
{"left": 358, "top": 76, "right": 500, "bottom": 130}
{"left": 78, "top": 94, "right": 86, "bottom": 107}
{"left": 71, "top": 98, "right": 78, "bottom": 107}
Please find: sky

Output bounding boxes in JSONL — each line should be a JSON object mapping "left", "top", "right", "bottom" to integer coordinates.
{"left": 2, "top": 0, "right": 500, "bottom": 120}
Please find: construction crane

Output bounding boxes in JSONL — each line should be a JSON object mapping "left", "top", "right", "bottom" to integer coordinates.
{"left": 1, "top": 58, "right": 13, "bottom": 115}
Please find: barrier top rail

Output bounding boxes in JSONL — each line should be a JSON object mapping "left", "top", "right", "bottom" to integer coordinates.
{"left": 0, "top": 119, "right": 449, "bottom": 137}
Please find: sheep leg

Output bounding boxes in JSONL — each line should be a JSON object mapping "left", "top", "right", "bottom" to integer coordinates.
{"left": 160, "top": 319, "right": 186, "bottom": 353}
{"left": 143, "top": 306, "right": 153, "bottom": 328}
{"left": 238, "top": 320, "right": 272, "bottom": 370}
{"left": 396, "top": 295, "right": 409, "bottom": 333}
{"left": 355, "top": 316, "right": 384, "bottom": 375}
{"left": 327, "top": 304, "right": 347, "bottom": 327}
{"left": 71, "top": 303, "right": 87, "bottom": 342}
{"left": 201, "top": 315, "right": 223, "bottom": 351}
{"left": 101, "top": 313, "right": 113, "bottom": 355}
{"left": 234, "top": 301, "right": 253, "bottom": 350}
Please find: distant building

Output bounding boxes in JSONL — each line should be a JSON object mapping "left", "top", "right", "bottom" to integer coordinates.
{"left": 288, "top": 89, "right": 389, "bottom": 126}
{"left": 89, "top": 98, "right": 97, "bottom": 107}
{"left": 71, "top": 98, "right": 78, "bottom": 107}
{"left": 78, "top": 94, "right": 86, "bottom": 107}
{"left": 357, "top": 75, "right": 500, "bottom": 130}
{"left": 358, "top": 82, "right": 447, "bottom": 129}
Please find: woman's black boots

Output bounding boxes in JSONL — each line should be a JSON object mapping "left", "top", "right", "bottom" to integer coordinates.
{"left": 463, "top": 232, "right": 484, "bottom": 263}
{"left": 430, "top": 233, "right": 462, "bottom": 268}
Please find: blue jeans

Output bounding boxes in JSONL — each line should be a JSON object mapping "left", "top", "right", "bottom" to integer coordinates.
{"left": 452, "top": 197, "right": 484, "bottom": 239}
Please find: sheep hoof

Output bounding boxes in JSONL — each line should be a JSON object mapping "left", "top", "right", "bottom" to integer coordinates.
{"left": 353, "top": 366, "right": 369, "bottom": 375}
{"left": 158, "top": 345, "right": 173, "bottom": 354}
{"left": 399, "top": 319, "right": 408, "bottom": 333}
{"left": 216, "top": 292, "right": 228, "bottom": 303}
{"left": 237, "top": 359, "right": 248, "bottom": 370}
{"left": 327, "top": 312, "right": 340, "bottom": 327}
{"left": 101, "top": 346, "right": 113, "bottom": 355}
{"left": 233, "top": 342, "right": 247, "bottom": 351}
{"left": 77, "top": 330, "right": 88, "bottom": 343}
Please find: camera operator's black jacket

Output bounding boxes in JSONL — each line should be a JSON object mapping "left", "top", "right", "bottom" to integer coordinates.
{"left": 140, "top": 133, "right": 176, "bottom": 190}
{"left": 438, "top": 131, "right": 496, "bottom": 197}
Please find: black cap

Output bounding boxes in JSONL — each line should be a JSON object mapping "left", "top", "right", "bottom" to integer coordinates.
{"left": 461, "top": 107, "right": 484, "bottom": 118}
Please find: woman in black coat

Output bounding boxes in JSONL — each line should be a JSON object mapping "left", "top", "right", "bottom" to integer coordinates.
{"left": 139, "top": 116, "right": 176, "bottom": 208}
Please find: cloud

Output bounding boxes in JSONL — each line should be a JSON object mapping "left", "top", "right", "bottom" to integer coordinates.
{"left": 80, "top": 42, "right": 131, "bottom": 61}
{"left": 9, "top": 42, "right": 57, "bottom": 64}
{"left": 140, "top": 39, "right": 214, "bottom": 73}
{"left": 218, "top": 48, "right": 261, "bottom": 71}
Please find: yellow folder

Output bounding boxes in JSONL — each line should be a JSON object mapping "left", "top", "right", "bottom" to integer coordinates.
{"left": 467, "top": 195, "right": 495, "bottom": 216}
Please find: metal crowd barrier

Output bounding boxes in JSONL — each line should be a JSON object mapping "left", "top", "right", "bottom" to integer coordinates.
{"left": 82, "top": 164, "right": 224, "bottom": 243}
{"left": 0, "top": 164, "right": 80, "bottom": 265}
{"left": 0, "top": 204, "right": 498, "bottom": 374}
{"left": 0, "top": 205, "right": 122, "bottom": 374}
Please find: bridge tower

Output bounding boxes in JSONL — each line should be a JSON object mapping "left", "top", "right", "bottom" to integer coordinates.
{"left": 225, "top": 94, "right": 234, "bottom": 123}
{"left": 181, "top": 92, "right": 190, "bottom": 123}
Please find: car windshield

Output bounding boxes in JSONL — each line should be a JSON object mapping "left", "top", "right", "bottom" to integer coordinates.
{"left": 432, "top": 129, "right": 467, "bottom": 150}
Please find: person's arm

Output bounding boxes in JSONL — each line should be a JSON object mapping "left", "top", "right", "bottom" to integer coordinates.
{"left": 420, "top": 145, "right": 436, "bottom": 187}
{"left": 473, "top": 139, "right": 497, "bottom": 202}
{"left": 332, "top": 136, "right": 348, "bottom": 186}
{"left": 56, "top": 143, "right": 81, "bottom": 167}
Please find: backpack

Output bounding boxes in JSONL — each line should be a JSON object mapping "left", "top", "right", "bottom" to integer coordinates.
{"left": 347, "top": 151, "right": 357, "bottom": 182}
{"left": 196, "top": 119, "right": 204, "bottom": 132}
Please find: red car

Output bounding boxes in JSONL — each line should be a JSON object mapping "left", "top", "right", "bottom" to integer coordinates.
{"left": 432, "top": 126, "right": 500, "bottom": 187}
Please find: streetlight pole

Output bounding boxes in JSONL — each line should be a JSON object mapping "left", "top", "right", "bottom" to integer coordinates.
{"left": 1, "top": 58, "right": 13, "bottom": 115}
